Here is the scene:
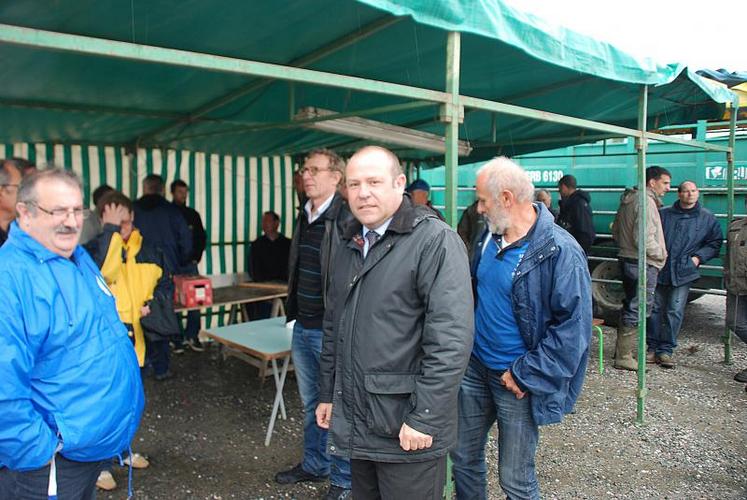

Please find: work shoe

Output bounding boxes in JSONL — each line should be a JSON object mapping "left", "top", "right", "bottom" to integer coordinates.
{"left": 734, "top": 368, "right": 747, "bottom": 383}
{"left": 96, "top": 470, "right": 117, "bottom": 491}
{"left": 171, "top": 341, "right": 185, "bottom": 354}
{"left": 123, "top": 453, "right": 150, "bottom": 469}
{"left": 656, "top": 353, "right": 675, "bottom": 369}
{"left": 613, "top": 324, "right": 638, "bottom": 371}
{"left": 646, "top": 351, "right": 656, "bottom": 364}
{"left": 187, "top": 338, "right": 205, "bottom": 352}
{"left": 324, "top": 485, "right": 352, "bottom": 500}
{"left": 274, "top": 463, "right": 327, "bottom": 485}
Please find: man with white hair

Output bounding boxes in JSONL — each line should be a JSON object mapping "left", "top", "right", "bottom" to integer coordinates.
{"left": 450, "top": 157, "right": 591, "bottom": 500}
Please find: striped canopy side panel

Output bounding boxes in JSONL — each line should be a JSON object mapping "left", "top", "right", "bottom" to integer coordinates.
{"left": 1, "top": 143, "right": 297, "bottom": 327}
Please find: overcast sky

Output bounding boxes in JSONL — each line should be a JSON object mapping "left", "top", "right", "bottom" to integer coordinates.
{"left": 505, "top": 0, "right": 745, "bottom": 72}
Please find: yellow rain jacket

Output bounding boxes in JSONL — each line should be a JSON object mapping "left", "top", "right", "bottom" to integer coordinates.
{"left": 87, "top": 225, "right": 171, "bottom": 366}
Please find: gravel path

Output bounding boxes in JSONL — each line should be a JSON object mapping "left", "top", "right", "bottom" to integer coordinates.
{"left": 101, "top": 295, "right": 746, "bottom": 499}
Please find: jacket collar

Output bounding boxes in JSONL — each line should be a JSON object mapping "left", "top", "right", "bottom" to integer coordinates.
{"left": 671, "top": 200, "right": 700, "bottom": 214}
{"left": 6, "top": 220, "right": 87, "bottom": 263}
{"left": 342, "top": 194, "right": 428, "bottom": 240}
{"left": 299, "top": 191, "right": 344, "bottom": 223}
{"left": 646, "top": 187, "right": 664, "bottom": 208}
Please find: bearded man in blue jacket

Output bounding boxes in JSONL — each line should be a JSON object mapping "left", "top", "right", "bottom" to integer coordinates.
{"left": 451, "top": 157, "right": 592, "bottom": 500}
{"left": 0, "top": 168, "right": 145, "bottom": 499}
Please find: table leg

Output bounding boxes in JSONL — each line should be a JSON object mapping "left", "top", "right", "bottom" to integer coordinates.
{"left": 270, "top": 298, "right": 284, "bottom": 318}
{"left": 265, "top": 355, "right": 290, "bottom": 446}
{"left": 228, "top": 304, "right": 239, "bottom": 325}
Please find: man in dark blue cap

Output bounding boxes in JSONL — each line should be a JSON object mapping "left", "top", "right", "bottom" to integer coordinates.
{"left": 406, "top": 179, "right": 444, "bottom": 221}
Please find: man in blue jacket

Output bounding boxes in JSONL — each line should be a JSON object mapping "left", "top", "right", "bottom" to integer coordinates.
{"left": 451, "top": 157, "right": 592, "bottom": 500}
{"left": 134, "top": 174, "right": 192, "bottom": 356}
{"left": 647, "top": 181, "right": 722, "bottom": 368}
{"left": 0, "top": 168, "right": 144, "bottom": 499}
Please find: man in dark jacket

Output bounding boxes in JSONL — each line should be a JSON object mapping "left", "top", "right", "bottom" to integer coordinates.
{"left": 250, "top": 211, "right": 290, "bottom": 282}
{"left": 171, "top": 179, "right": 207, "bottom": 351}
{"left": 134, "top": 174, "right": 192, "bottom": 276}
{"left": 277, "top": 149, "right": 352, "bottom": 500}
{"left": 557, "top": 174, "right": 596, "bottom": 253}
{"left": 316, "top": 146, "right": 473, "bottom": 500}
{"left": 457, "top": 199, "right": 486, "bottom": 259}
{"left": 451, "top": 157, "right": 591, "bottom": 500}
{"left": 647, "top": 181, "right": 722, "bottom": 368}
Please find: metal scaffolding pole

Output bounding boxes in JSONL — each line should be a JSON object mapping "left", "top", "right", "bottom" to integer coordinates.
{"left": 636, "top": 85, "right": 649, "bottom": 424}
{"left": 723, "top": 106, "right": 739, "bottom": 364}
{"left": 443, "top": 32, "right": 461, "bottom": 228}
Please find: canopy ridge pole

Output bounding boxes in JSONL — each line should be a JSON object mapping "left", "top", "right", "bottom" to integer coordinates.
{"left": 635, "top": 84, "right": 649, "bottom": 425}
{"left": 132, "top": 15, "right": 404, "bottom": 144}
{"left": 443, "top": 32, "right": 461, "bottom": 228}
{"left": 723, "top": 105, "right": 739, "bottom": 364}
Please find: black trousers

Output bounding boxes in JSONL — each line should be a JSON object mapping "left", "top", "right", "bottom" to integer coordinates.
{"left": 351, "top": 455, "right": 447, "bottom": 500}
{"left": 0, "top": 455, "right": 104, "bottom": 500}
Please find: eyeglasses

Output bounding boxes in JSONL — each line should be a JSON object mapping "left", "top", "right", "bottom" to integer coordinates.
{"left": 28, "top": 203, "right": 90, "bottom": 220}
{"left": 299, "top": 166, "right": 332, "bottom": 176}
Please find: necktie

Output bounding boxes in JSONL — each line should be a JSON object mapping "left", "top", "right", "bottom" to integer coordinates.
{"left": 365, "top": 230, "right": 380, "bottom": 257}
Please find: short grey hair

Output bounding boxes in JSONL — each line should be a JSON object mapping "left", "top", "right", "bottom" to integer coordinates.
{"left": 0, "top": 159, "right": 22, "bottom": 186}
{"left": 477, "top": 157, "right": 534, "bottom": 203}
{"left": 535, "top": 189, "right": 551, "bottom": 200}
{"left": 17, "top": 167, "right": 83, "bottom": 208}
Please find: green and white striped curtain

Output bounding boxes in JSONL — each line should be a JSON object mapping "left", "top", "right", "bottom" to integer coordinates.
{"left": 2, "top": 143, "right": 298, "bottom": 327}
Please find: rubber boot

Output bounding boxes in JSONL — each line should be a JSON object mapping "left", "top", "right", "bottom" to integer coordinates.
{"left": 614, "top": 324, "right": 638, "bottom": 371}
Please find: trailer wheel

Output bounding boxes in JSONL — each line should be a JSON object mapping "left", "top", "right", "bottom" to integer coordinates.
{"left": 591, "top": 261, "right": 624, "bottom": 322}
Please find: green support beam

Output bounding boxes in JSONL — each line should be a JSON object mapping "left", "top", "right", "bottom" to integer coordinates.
{"left": 443, "top": 32, "right": 461, "bottom": 228}
{"left": 0, "top": 23, "right": 449, "bottom": 106}
{"left": 636, "top": 85, "right": 649, "bottom": 425}
{"left": 459, "top": 95, "right": 731, "bottom": 153}
{"left": 723, "top": 107, "right": 739, "bottom": 364}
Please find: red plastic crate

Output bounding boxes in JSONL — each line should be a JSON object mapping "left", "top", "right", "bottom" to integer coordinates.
{"left": 174, "top": 275, "right": 213, "bottom": 307}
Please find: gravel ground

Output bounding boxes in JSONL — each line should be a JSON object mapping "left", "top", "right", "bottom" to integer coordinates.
{"left": 100, "top": 295, "right": 746, "bottom": 499}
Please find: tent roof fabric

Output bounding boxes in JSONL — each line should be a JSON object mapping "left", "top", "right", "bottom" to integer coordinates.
{"left": 0, "top": 0, "right": 736, "bottom": 163}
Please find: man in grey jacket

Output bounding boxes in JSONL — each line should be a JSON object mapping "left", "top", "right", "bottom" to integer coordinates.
{"left": 611, "top": 166, "right": 670, "bottom": 370}
{"left": 316, "top": 146, "right": 473, "bottom": 500}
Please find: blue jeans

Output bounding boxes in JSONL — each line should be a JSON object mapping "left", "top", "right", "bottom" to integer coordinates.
{"left": 292, "top": 322, "right": 351, "bottom": 489}
{"left": 647, "top": 284, "right": 690, "bottom": 355}
{"left": 451, "top": 356, "right": 540, "bottom": 500}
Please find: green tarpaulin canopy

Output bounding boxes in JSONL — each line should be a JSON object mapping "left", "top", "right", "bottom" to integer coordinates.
{"left": 0, "top": 0, "right": 737, "bottom": 162}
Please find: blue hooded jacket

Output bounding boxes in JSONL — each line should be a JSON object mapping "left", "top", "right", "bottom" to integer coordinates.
{"left": 0, "top": 222, "right": 145, "bottom": 471}
{"left": 472, "top": 204, "right": 592, "bottom": 425}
